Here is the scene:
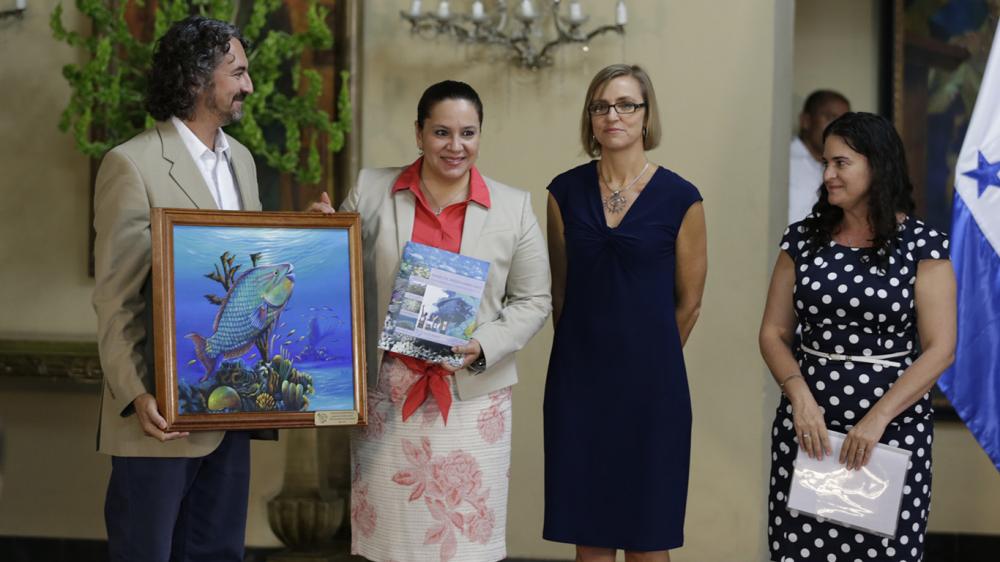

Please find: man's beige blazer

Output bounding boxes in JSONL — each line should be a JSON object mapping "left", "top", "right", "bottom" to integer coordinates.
{"left": 92, "top": 121, "right": 260, "bottom": 457}
{"left": 342, "top": 167, "right": 552, "bottom": 399}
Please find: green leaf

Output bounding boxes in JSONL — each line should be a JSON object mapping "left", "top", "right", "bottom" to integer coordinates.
{"left": 51, "top": 0, "right": 350, "bottom": 176}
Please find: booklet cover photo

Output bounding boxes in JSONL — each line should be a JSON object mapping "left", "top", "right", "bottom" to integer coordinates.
{"left": 378, "top": 242, "right": 490, "bottom": 367}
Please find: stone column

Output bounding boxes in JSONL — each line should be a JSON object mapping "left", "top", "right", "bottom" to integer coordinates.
{"left": 267, "top": 428, "right": 353, "bottom": 561}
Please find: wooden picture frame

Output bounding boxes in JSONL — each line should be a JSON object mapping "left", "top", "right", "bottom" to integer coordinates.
{"left": 151, "top": 208, "right": 366, "bottom": 430}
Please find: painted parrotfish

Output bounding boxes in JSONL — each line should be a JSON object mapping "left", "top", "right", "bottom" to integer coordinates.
{"left": 187, "top": 263, "right": 295, "bottom": 380}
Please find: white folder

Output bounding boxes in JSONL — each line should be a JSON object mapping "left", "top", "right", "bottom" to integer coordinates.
{"left": 785, "top": 429, "right": 912, "bottom": 538}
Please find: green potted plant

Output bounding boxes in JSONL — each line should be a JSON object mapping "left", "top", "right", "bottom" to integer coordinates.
{"left": 50, "top": 0, "right": 350, "bottom": 185}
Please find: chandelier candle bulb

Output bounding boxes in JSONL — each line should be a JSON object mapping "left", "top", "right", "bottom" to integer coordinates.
{"left": 437, "top": 0, "right": 450, "bottom": 19}
{"left": 569, "top": 1, "right": 584, "bottom": 23}
{"left": 615, "top": 0, "right": 627, "bottom": 25}
{"left": 520, "top": 0, "right": 536, "bottom": 19}
{"left": 471, "top": 0, "right": 485, "bottom": 21}
{"left": 409, "top": 0, "right": 422, "bottom": 17}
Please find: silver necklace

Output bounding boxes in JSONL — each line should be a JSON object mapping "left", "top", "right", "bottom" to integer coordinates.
{"left": 600, "top": 161, "right": 650, "bottom": 214}
{"left": 420, "top": 179, "right": 465, "bottom": 216}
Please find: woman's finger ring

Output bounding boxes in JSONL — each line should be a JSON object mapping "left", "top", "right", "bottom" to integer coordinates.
{"left": 803, "top": 433, "right": 811, "bottom": 438}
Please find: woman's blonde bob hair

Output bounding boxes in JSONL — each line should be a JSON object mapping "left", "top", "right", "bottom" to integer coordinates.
{"left": 580, "top": 64, "right": 661, "bottom": 157}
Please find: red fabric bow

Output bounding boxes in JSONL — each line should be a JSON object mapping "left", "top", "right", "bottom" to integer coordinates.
{"left": 395, "top": 354, "right": 454, "bottom": 425}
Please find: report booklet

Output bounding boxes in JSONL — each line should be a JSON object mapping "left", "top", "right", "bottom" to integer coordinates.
{"left": 786, "top": 429, "right": 912, "bottom": 539}
{"left": 378, "top": 242, "right": 489, "bottom": 367}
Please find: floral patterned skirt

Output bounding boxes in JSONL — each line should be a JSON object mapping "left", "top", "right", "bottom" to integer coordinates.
{"left": 351, "top": 355, "right": 512, "bottom": 562}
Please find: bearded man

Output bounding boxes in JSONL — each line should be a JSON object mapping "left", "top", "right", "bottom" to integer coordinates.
{"left": 92, "top": 16, "right": 262, "bottom": 561}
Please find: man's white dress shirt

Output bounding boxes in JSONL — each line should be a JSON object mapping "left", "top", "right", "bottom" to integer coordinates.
{"left": 789, "top": 136, "right": 823, "bottom": 224}
{"left": 171, "top": 116, "right": 243, "bottom": 210}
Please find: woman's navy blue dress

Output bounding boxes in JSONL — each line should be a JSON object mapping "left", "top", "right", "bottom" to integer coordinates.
{"left": 543, "top": 161, "right": 703, "bottom": 551}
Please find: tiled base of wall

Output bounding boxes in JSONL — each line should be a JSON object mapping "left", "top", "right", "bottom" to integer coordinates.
{"left": 924, "top": 532, "right": 1000, "bottom": 561}
{"left": 0, "top": 536, "right": 555, "bottom": 562}
{"left": 2, "top": 534, "right": 998, "bottom": 561}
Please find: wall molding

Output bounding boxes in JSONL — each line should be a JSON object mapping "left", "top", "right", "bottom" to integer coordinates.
{"left": 0, "top": 339, "right": 101, "bottom": 386}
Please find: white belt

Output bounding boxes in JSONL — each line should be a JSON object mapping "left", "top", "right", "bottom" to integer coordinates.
{"left": 800, "top": 346, "right": 910, "bottom": 368}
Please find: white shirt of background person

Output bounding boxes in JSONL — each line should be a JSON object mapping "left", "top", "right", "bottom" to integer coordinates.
{"left": 789, "top": 136, "right": 824, "bottom": 224}
{"left": 787, "top": 92, "right": 850, "bottom": 224}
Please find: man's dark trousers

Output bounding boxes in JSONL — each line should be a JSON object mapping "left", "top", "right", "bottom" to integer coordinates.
{"left": 105, "top": 431, "right": 251, "bottom": 562}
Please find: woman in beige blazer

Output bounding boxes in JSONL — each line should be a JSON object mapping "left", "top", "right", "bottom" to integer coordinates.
{"left": 340, "top": 81, "right": 550, "bottom": 562}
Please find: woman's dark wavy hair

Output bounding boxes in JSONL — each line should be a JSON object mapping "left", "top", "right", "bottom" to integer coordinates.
{"left": 803, "top": 112, "right": 915, "bottom": 268}
{"left": 416, "top": 80, "right": 484, "bottom": 128}
{"left": 146, "top": 16, "right": 248, "bottom": 121}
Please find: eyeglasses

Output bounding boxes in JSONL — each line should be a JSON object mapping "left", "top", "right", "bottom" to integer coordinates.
{"left": 588, "top": 101, "right": 647, "bottom": 116}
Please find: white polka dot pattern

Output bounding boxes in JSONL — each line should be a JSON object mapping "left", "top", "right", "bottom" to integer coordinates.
{"left": 769, "top": 216, "right": 947, "bottom": 562}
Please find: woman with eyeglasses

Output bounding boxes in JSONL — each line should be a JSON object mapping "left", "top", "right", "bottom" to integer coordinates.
{"left": 542, "top": 64, "right": 708, "bottom": 562}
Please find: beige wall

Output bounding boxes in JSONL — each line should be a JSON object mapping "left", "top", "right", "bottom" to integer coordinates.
{"left": 793, "top": 0, "right": 881, "bottom": 121}
{"left": 0, "top": 0, "right": 94, "bottom": 339}
{"left": 0, "top": 0, "right": 106, "bottom": 539}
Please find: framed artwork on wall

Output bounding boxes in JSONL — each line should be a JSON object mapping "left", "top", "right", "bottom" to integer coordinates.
{"left": 889, "top": 0, "right": 997, "bottom": 421}
{"left": 151, "top": 208, "right": 366, "bottom": 430}
{"left": 891, "top": 0, "right": 998, "bottom": 232}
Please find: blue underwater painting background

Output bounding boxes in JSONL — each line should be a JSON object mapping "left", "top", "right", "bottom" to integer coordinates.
{"left": 172, "top": 225, "right": 355, "bottom": 414}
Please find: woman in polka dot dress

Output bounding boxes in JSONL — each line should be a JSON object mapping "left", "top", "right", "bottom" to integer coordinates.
{"left": 759, "top": 112, "right": 957, "bottom": 562}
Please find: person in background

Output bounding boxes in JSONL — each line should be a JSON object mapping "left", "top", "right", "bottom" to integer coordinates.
{"left": 789, "top": 90, "right": 850, "bottom": 223}
{"left": 543, "top": 63, "right": 707, "bottom": 562}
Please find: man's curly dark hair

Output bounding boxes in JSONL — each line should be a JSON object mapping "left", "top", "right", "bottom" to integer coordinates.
{"left": 145, "top": 16, "right": 248, "bottom": 121}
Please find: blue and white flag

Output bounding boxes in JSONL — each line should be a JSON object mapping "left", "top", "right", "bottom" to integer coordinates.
{"left": 938, "top": 24, "right": 1000, "bottom": 472}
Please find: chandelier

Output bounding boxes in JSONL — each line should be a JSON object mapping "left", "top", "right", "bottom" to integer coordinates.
{"left": 401, "top": 0, "right": 628, "bottom": 70}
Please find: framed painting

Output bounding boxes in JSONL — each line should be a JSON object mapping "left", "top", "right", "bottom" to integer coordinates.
{"left": 889, "top": 0, "right": 997, "bottom": 421}
{"left": 891, "top": 0, "right": 998, "bottom": 232}
{"left": 151, "top": 208, "right": 366, "bottom": 430}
